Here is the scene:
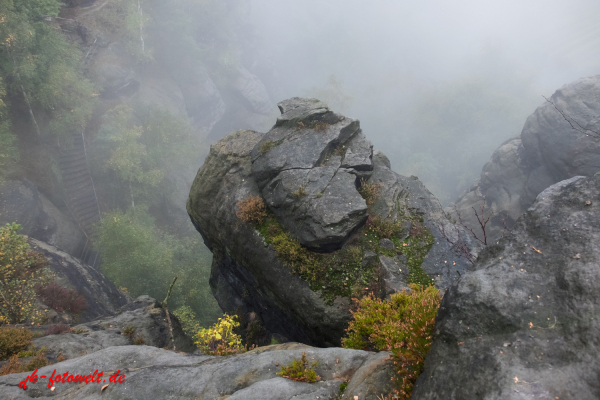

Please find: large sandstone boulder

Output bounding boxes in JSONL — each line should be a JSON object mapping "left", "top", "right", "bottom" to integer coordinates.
{"left": 0, "top": 344, "right": 395, "bottom": 400}
{"left": 449, "top": 75, "right": 600, "bottom": 240}
{"left": 187, "top": 98, "right": 476, "bottom": 347}
{"left": 413, "top": 176, "right": 600, "bottom": 399}
{"left": 252, "top": 97, "right": 371, "bottom": 251}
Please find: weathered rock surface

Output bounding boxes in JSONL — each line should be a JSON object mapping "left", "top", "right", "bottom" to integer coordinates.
{"left": 29, "top": 295, "right": 194, "bottom": 363}
{"left": 29, "top": 239, "right": 130, "bottom": 323}
{"left": 449, "top": 75, "right": 600, "bottom": 240}
{"left": 251, "top": 97, "right": 371, "bottom": 251}
{"left": 187, "top": 99, "right": 476, "bottom": 347}
{"left": 0, "top": 344, "right": 395, "bottom": 400}
{"left": 413, "top": 176, "right": 600, "bottom": 400}
{"left": 0, "top": 180, "right": 85, "bottom": 256}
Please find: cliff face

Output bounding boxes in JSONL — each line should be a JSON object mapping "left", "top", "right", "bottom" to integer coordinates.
{"left": 413, "top": 175, "right": 600, "bottom": 399}
{"left": 187, "top": 98, "right": 476, "bottom": 347}
{"left": 449, "top": 75, "right": 600, "bottom": 240}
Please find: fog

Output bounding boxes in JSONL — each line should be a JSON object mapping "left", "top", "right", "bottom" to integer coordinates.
{"left": 240, "top": 0, "right": 600, "bottom": 204}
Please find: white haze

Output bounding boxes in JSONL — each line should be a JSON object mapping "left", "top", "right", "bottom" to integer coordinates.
{"left": 243, "top": 0, "right": 600, "bottom": 204}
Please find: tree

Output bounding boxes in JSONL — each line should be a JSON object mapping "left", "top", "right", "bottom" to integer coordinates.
{"left": 0, "top": 223, "right": 51, "bottom": 324}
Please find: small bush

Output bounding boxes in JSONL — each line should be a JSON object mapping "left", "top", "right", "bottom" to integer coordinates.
{"left": 43, "top": 324, "right": 71, "bottom": 336}
{"left": 173, "top": 306, "right": 201, "bottom": 339}
{"left": 195, "top": 314, "right": 245, "bottom": 356}
{"left": 359, "top": 180, "right": 383, "bottom": 207}
{"left": 133, "top": 334, "right": 146, "bottom": 345}
{"left": 0, "top": 353, "right": 48, "bottom": 376}
{"left": 292, "top": 186, "right": 307, "bottom": 198}
{"left": 365, "top": 215, "right": 403, "bottom": 239}
{"left": 236, "top": 196, "right": 267, "bottom": 225}
{"left": 122, "top": 325, "right": 136, "bottom": 337}
{"left": 342, "top": 284, "right": 441, "bottom": 399}
{"left": 259, "top": 141, "right": 274, "bottom": 154}
{"left": 277, "top": 352, "right": 321, "bottom": 383}
{"left": 35, "top": 282, "right": 87, "bottom": 316}
{"left": 0, "top": 327, "right": 32, "bottom": 360}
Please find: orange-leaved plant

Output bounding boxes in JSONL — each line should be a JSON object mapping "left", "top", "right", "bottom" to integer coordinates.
{"left": 236, "top": 196, "right": 267, "bottom": 225}
{"left": 342, "top": 284, "right": 441, "bottom": 399}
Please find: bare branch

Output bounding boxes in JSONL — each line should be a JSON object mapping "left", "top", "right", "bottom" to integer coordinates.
{"left": 543, "top": 96, "right": 600, "bottom": 139}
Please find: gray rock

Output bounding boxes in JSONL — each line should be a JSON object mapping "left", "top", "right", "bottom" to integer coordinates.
{"left": 379, "top": 238, "right": 395, "bottom": 250}
{"left": 187, "top": 104, "right": 475, "bottom": 346}
{"left": 188, "top": 129, "right": 352, "bottom": 346}
{"left": 31, "top": 295, "right": 194, "bottom": 362}
{"left": 362, "top": 251, "right": 377, "bottom": 267}
{"left": 251, "top": 98, "right": 370, "bottom": 251}
{"left": 28, "top": 239, "right": 130, "bottom": 323}
{"left": 232, "top": 66, "right": 274, "bottom": 115}
{"left": 0, "top": 179, "right": 85, "bottom": 256}
{"left": 0, "top": 344, "right": 392, "bottom": 400}
{"left": 413, "top": 176, "right": 600, "bottom": 400}
{"left": 449, "top": 75, "right": 600, "bottom": 242}
{"left": 378, "top": 254, "right": 410, "bottom": 296}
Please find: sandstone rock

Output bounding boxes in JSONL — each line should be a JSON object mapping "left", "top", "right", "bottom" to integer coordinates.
{"left": 0, "top": 179, "right": 85, "bottom": 256}
{"left": 413, "top": 176, "right": 600, "bottom": 400}
{"left": 0, "top": 344, "right": 394, "bottom": 400}
{"left": 232, "top": 66, "right": 274, "bottom": 115}
{"left": 28, "top": 238, "right": 130, "bottom": 323}
{"left": 187, "top": 102, "right": 475, "bottom": 346}
{"left": 31, "top": 295, "right": 193, "bottom": 362}
{"left": 449, "top": 75, "right": 600, "bottom": 242}
{"left": 251, "top": 98, "right": 370, "bottom": 251}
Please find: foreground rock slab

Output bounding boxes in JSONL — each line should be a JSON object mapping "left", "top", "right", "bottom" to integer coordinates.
{"left": 0, "top": 344, "right": 395, "bottom": 400}
{"left": 413, "top": 176, "right": 600, "bottom": 400}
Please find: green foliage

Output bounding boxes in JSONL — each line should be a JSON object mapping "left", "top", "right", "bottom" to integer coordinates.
{"left": 358, "top": 180, "right": 383, "bottom": 207}
{"left": 94, "top": 105, "right": 198, "bottom": 208}
{"left": 84, "top": 0, "right": 152, "bottom": 62}
{"left": 259, "top": 140, "right": 274, "bottom": 154}
{"left": 122, "top": 325, "right": 136, "bottom": 337}
{"left": 195, "top": 314, "right": 244, "bottom": 356}
{"left": 95, "top": 207, "right": 221, "bottom": 327}
{"left": 0, "top": 223, "right": 51, "bottom": 324}
{"left": 0, "top": 327, "right": 32, "bottom": 360}
{"left": 343, "top": 284, "right": 441, "bottom": 399}
{"left": 291, "top": 186, "right": 307, "bottom": 198}
{"left": 277, "top": 352, "right": 321, "bottom": 383}
{"left": 172, "top": 305, "right": 201, "bottom": 339}
{"left": 0, "top": 1, "right": 96, "bottom": 140}
{"left": 0, "top": 120, "right": 17, "bottom": 184}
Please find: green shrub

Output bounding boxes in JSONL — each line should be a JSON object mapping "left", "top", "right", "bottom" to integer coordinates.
{"left": 343, "top": 284, "right": 441, "bottom": 399}
{"left": 95, "top": 207, "right": 221, "bottom": 328}
{"left": 122, "top": 325, "right": 136, "bottom": 337}
{"left": 358, "top": 180, "right": 383, "bottom": 207}
{"left": 0, "top": 327, "right": 32, "bottom": 360}
{"left": 0, "top": 223, "right": 51, "bottom": 324}
{"left": 277, "top": 352, "right": 321, "bottom": 383}
{"left": 195, "top": 314, "right": 245, "bottom": 356}
{"left": 173, "top": 306, "right": 201, "bottom": 339}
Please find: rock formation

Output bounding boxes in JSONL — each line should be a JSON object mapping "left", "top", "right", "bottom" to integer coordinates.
{"left": 187, "top": 98, "right": 475, "bottom": 347}
{"left": 0, "top": 344, "right": 395, "bottom": 400}
{"left": 28, "top": 238, "right": 130, "bottom": 323}
{"left": 413, "top": 176, "right": 600, "bottom": 399}
{"left": 449, "top": 75, "right": 600, "bottom": 240}
{"left": 0, "top": 180, "right": 86, "bottom": 256}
